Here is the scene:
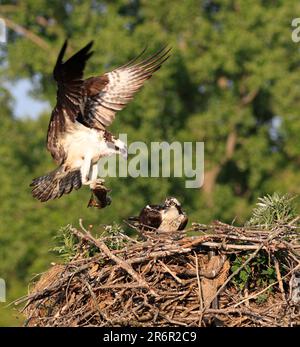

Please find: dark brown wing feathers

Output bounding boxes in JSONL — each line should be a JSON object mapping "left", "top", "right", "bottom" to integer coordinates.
{"left": 53, "top": 40, "right": 94, "bottom": 119}
{"left": 84, "top": 75, "right": 109, "bottom": 97}
{"left": 47, "top": 40, "right": 94, "bottom": 163}
{"left": 139, "top": 205, "right": 163, "bottom": 230}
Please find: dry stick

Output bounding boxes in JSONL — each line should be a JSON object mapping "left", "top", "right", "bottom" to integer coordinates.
{"left": 17, "top": 264, "right": 112, "bottom": 310}
{"left": 118, "top": 232, "right": 143, "bottom": 244}
{"left": 123, "top": 220, "right": 147, "bottom": 240}
{"left": 65, "top": 272, "right": 76, "bottom": 309}
{"left": 11, "top": 262, "right": 93, "bottom": 307}
{"left": 179, "top": 235, "right": 212, "bottom": 248}
{"left": 165, "top": 259, "right": 226, "bottom": 279}
{"left": 128, "top": 247, "right": 192, "bottom": 265}
{"left": 94, "top": 283, "right": 147, "bottom": 290}
{"left": 282, "top": 240, "right": 300, "bottom": 260}
{"left": 244, "top": 284, "right": 250, "bottom": 308}
{"left": 203, "top": 308, "right": 280, "bottom": 327}
{"left": 189, "top": 232, "right": 269, "bottom": 243}
{"left": 288, "top": 251, "right": 300, "bottom": 265}
{"left": 2, "top": 17, "right": 51, "bottom": 50}
{"left": 101, "top": 289, "right": 127, "bottom": 314}
{"left": 200, "top": 241, "right": 284, "bottom": 251}
{"left": 80, "top": 277, "right": 111, "bottom": 324}
{"left": 76, "top": 220, "right": 156, "bottom": 295}
{"left": 206, "top": 228, "right": 283, "bottom": 311}
{"left": 122, "top": 234, "right": 285, "bottom": 264}
{"left": 274, "top": 257, "right": 286, "bottom": 302}
{"left": 191, "top": 222, "right": 299, "bottom": 235}
{"left": 194, "top": 252, "right": 204, "bottom": 326}
{"left": 158, "top": 260, "right": 183, "bottom": 284}
{"left": 233, "top": 263, "right": 300, "bottom": 308}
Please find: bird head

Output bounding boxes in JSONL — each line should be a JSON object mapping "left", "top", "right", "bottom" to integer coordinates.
{"left": 164, "top": 197, "right": 181, "bottom": 208}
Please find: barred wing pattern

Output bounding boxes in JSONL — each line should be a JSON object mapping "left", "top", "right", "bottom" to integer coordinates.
{"left": 83, "top": 47, "right": 171, "bottom": 130}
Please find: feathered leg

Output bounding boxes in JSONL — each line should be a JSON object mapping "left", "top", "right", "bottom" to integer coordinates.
{"left": 81, "top": 153, "right": 93, "bottom": 184}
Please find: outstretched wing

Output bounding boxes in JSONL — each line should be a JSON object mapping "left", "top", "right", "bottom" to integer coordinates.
{"left": 82, "top": 46, "right": 171, "bottom": 130}
{"left": 47, "top": 40, "right": 94, "bottom": 163}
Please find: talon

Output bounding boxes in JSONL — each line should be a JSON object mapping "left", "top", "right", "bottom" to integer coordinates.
{"left": 87, "top": 193, "right": 98, "bottom": 208}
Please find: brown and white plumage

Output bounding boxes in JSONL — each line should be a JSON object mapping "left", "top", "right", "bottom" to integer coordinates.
{"left": 129, "top": 197, "right": 188, "bottom": 232}
{"left": 30, "top": 40, "right": 170, "bottom": 203}
{"left": 47, "top": 40, "right": 94, "bottom": 165}
{"left": 82, "top": 46, "right": 170, "bottom": 130}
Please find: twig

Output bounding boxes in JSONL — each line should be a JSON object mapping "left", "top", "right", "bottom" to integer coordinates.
{"left": 158, "top": 261, "right": 183, "bottom": 284}
{"left": 194, "top": 252, "right": 204, "bottom": 326}
{"left": 75, "top": 220, "right": 155, "bottom": 295}
{"left": 80, "top": 277, "right": 111, "bottom": 324}
{"left": 2, "top": 16, "right": 51, "bottom": 50}
{"left": 207, "top": 228, "right": 284, "bottom": 308}
{"left": 274, "top": 256, "right": 286, "bottom": 302}
{"left": 233, "top": 263, "right": 300, "bottom": 308}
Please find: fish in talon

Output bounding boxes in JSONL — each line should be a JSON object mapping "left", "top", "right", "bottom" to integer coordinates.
{"left": 87, "top": 186, "right": 112, "bottom": 209}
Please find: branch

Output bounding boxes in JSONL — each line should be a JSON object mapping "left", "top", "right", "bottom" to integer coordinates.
{"left": 2, "top": 16, "right": 51, "bottom": 51}
{"left": 75, "top": 220, "right": 156, "bottom": 295}
{"left": 205, "top": 228, "right": 284, "bottom": 310}
{"left": 233, "top": 263, "right": 300, "bottom": 308}
{"left": 241, "top": 89, "right": 259, "bottom": 106}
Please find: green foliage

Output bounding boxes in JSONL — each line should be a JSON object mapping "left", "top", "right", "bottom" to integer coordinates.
{"left": 231, "top": 193, "right": 297, "bottom": 295}
{"left": 255, "top": 293, "right": 268, "bottom": 305}
{"left": 101, "top": 223, "right": 127, "bottom": 250}
{"left": 246, "top": 193, "right": 297, "bottom": 228}
{"left": 52, "top": 223, "right": 126, "bottom": 263}
{"left": 52, "top": 225, "right": 79, "bottom": 262}
{"left": 231, "top": 252, "right": 278, "bottom": 291}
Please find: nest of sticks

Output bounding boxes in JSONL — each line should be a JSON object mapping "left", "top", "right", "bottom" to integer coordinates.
{"left": 17, "top": 219, "right": 300, "bottom": 327}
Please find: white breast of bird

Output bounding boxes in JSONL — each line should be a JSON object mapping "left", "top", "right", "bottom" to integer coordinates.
{"left": 63, "top": 124, "right": 106, "bottom": 165}
{"left": 159, "top": 206, "right": 184, "bottom": 232}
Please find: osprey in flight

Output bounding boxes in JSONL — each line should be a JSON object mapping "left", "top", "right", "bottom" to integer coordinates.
{"left": 30, "top": 40, "right": 170, "bottom": 205}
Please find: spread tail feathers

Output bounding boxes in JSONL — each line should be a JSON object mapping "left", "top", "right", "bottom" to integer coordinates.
{"left": 30, "top": 166, "right": 82, "bottom": 202}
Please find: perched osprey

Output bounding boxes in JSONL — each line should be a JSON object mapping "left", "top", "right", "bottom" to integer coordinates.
{"left": 30, "top": 40, "right": 170, "bottom": 205}
{"left": 130, "top": 197, "right": 188, "bottom": 232}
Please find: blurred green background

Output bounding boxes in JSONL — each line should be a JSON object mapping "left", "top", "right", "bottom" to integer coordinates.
{"left": 1, "top": 0, "right": 300, "bottom": 326}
